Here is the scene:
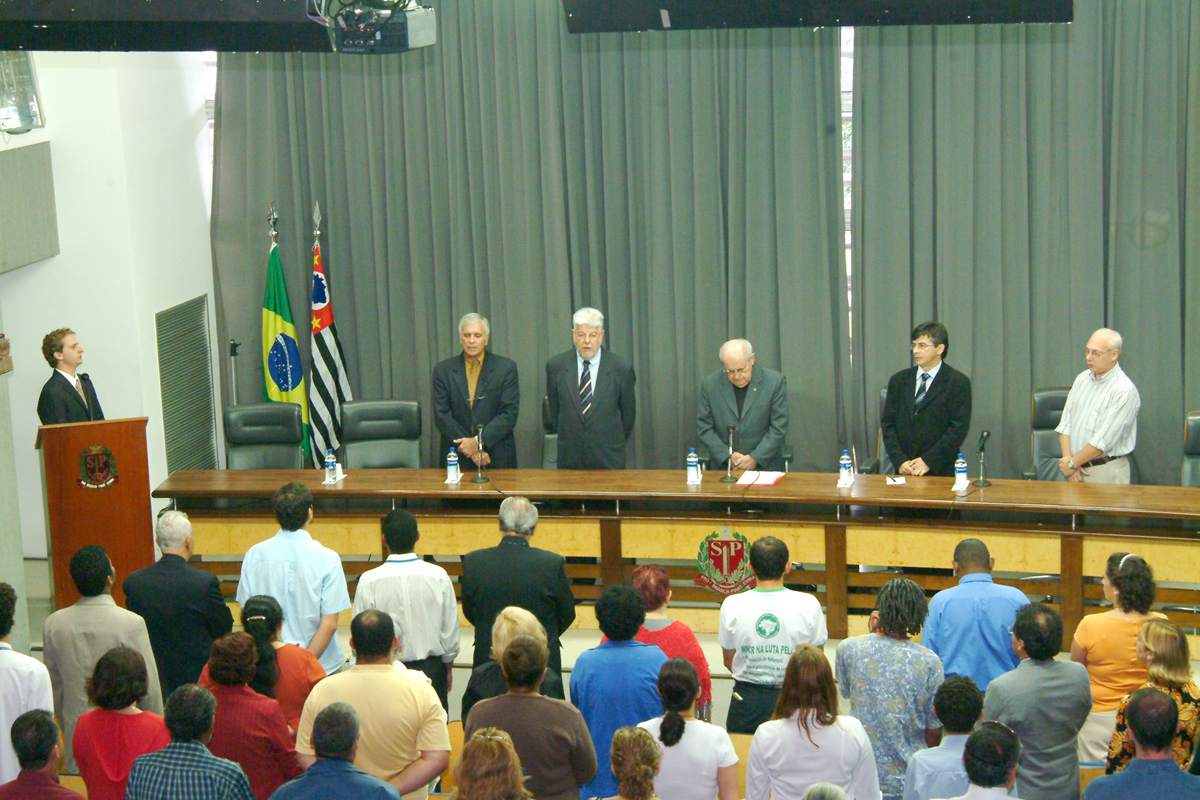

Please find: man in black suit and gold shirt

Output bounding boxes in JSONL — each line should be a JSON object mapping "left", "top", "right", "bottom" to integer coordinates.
{"left": 432, "top": 312, "right": 521, "bottom": 468}
{"left": 545, "top": 306, "right": 636, "bottom": 469}
{"left": 460, "top": 496, "right": 576, "bottom": 673}
{"left": 37, "top": 328, "right": 104, "bottom": 425}
{"left": 880, "top": 321, "right": 972, "bottom": 477}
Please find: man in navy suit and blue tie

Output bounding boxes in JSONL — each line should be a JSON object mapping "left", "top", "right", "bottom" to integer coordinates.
{"left": 880, "top": 321, "right": 972, "bottom": 477}
{"left": 37, "top": 328, "right": 104, "bottom": 426}
{"left": 545, "top": 307, "right": 636, "bottom": 469}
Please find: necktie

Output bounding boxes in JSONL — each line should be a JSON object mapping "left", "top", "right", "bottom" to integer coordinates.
{"left": 579, "top": 361, "right": 593, "bottom": 417}
{"left": 913, "top": 372, "right": 929, "bottom": 413}
{"left": 74, "top": 377, "right": 89, "bottom": 410}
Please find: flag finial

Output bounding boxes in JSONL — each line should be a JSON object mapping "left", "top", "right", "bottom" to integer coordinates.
{"left": 268, "top": 203, "right": 279, "bottom": 245}
{"left": 312, "top": 201, "right": 322, "bottom": 239}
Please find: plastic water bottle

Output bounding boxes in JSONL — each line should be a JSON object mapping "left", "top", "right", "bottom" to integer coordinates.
{"left": 954, "top": 453, "right": 968, "bottom": 487}
{"left": 687, "top": 448, "right": 700, "bottom": 482}
{"left": 839, "top": 450, "right": 853, "bottom": 485}
{"left": 446, "top": 448, "right": 460, "bottom": 481}
{"left": 324, "top": 448, "right": 337, "bottom": 483}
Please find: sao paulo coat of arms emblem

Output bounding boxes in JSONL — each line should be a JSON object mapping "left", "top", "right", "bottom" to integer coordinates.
{"left": 694, "top": 528, "right": 756, "bottom": 596}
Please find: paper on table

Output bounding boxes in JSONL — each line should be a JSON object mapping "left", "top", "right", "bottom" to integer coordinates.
{"left": 886, "top": 476, "right": 907, "bottom": 485}
{"left": 736, "top": 471, "right": 785, "bottom": 486}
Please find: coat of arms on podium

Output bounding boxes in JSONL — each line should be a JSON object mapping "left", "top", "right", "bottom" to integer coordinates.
{"left": 78, "top": 445, "right": 118, "bottom": 489}
{"left": 694, "top": 528, "right": 756, "bottom": 595}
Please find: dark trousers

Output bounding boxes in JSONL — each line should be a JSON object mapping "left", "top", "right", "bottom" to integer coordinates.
{"left": 726, "top": 680, "right": 781, "bottom": 734}
{"left": 404, "top": 654, "right": 449, "bottom": 712}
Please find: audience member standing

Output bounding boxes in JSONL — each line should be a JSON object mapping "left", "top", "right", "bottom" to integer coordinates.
{"left": 719, "top": 536, "right": 827, "bottom": 733}
{"left": 902, "top": 676, "right": 983, "bottom": 800}
{"left": 1107, "top": 619, "right": 1200, "bottom": 772}
{"left": 630, "top": 566, "right": 713, "bottom": 718}
{"left": 465, "top": 635, "right": 595, "bottom": 800}
{"left": 205, "top": 633, "right": 301, "bottom": 799}
{"left": 269, "top": 703, "right": 400, "bottom": 800}
{"left": 236, "top": 483, "right": 352, "bottom": 676}
{"left": 124, "top": 510, "right": 234, "bottom": 696}
{"left": 835, "top": 578, "right": 942, "bottom": 800}
{"left": 43, "top": 544, "right": 163, "bottom": 772}
{"left": 941, "top": 723, "right": 1021, "bottom": 800}
{"left": 452, "top": 727, "right": 533, "bottom": 800}
{"left": 353, "top": 510, "right": 459, "bottom": 710}
{"left": 639, "top": 659, "right": 738, "bottom": 800}
{"left": 571, "top": 585, "right": 668, "bottom": 799}
{"left": 201, "top": 596, "right": 326, "bottom": 735}
{"left": 983, "top": 604, "right": 1091, "bottom": 800}
{"left": 461, "top": 496, "right": 576, "bottom": 674}
{"left": 0, "top": 582, "right": 52, "bottom": 784}
{"left": 921, "top": 539, "right": 1028, "bottom": 691}
{"left": 72, "top": 647, "right": 170, "bottom": 800}
{"left": 461, "top": 607, "right": 565, "bottom": 720}
{"left": 0, "top": 711, "right": 84, "bottom": 799}
{"left": 1084, "top": 689, "right": 1200, "bottom": 799}
{"left": 126, "top": 684, "right": 254, "bottom": 800}
{"left": 295, "top": 610, "right": 450, "bottom": 799}
{"left": 1071, "top": 553, "right": 1165, "bottom": 762}
{"left": 747, "top": 645, "right": 879, "bottom": 800}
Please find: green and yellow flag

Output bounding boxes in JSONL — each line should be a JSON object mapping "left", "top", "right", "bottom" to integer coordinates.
{"left": 262, "top": 242, "right": 311, "bottom": 462}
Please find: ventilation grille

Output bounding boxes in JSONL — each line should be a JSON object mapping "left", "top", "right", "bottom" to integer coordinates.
{"left": 156, "top": 295, "right": 218, "bottom": 472}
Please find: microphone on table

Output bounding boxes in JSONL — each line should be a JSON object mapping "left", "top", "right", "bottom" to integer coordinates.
{"left": 721, "top": 425, "right": 738, "bottom": 483}
{"left": 471, "top": 424, "right": 489, "bottom": 483}
{"left": 972, "top": 429, "right": 992, "bottom": 487}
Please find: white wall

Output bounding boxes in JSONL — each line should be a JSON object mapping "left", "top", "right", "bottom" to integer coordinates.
{"left": 0, "top": 52, "right": 217, "bottom": 558}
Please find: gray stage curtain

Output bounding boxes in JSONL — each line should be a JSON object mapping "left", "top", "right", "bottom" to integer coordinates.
{"left": 850, "top": 0, "right": 1200, "bottom": 485}
{"left": 211, "top": 0, "right": 847, "bottom": 471}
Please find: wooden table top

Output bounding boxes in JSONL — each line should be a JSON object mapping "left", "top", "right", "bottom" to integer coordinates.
{"left": 153, "top": 469, "right": 1200, "bottom": 522}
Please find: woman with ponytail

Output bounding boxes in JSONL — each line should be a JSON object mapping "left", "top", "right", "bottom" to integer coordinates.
{"left": 637, "top": 659, "right": 737, "bottom": 800}
{"left": 596, "top": 727, "right": 661, "bottom": 800}
{"left": 746, "top": 645, "right": 880, "bottom": 800}
{"left": 200, "top": 595, "right": 325, "bottom": 734}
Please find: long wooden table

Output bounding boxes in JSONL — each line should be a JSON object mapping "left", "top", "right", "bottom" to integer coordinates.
{"left": 153, "top": 469, "right": 1200, "bottom": 647}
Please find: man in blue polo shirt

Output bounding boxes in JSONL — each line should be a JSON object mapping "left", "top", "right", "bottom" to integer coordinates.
{"left": 922, "top": 538, "right": 1029, "bottom": 691}
{"left": 237, "top": 482, "right": 351, "bottom": 675}
{"left": 271, "top": 703, "right": 398, "bottom": 800}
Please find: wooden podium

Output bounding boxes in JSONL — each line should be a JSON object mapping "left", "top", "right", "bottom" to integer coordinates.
{"left": 36, "top": 418, "right": 154, "bottom": 609}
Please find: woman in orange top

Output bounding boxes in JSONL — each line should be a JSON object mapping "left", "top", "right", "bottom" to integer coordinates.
{"left": 1071, "top": 552, "right": 1166, "bottom": 763}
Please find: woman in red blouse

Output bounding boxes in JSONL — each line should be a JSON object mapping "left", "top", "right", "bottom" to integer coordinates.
{"left": 631, "top": 566, "right": 713, "bottom": 720}
{"left": 73, "top": 646, "right": 171, "bottom": 800}
{"left": 204, "top": 632, "right": 302, "bottom": 800}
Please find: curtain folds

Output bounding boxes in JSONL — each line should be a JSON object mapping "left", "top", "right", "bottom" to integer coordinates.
{"left": 212, "top": 1, "right": 846, "bottom": 470}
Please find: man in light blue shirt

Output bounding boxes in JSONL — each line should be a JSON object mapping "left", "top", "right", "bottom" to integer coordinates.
{"left": 236, "top": 482, "right": 351, "bottom": 674}
{"left": 922, "top": 539, "right": 1029, "bottom": 691}
{"left": 904, "top": 676, "right": 982, "bottom": 800}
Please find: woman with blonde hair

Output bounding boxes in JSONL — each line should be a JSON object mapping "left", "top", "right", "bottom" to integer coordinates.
{"left": 1071, "top": 552, "right": 1167, "bottom": 761}
{"left": 462, "top": 606, "right": 565, "bottom": 718}
{"left": 1105, "top": 619, "right": 1200, "bottom": 772}
{"left": 452, "top": 727, "right": 532, "bottom": 800}
{"left": 747, "top": 645, "right": 880, "bottom": 800}
{"left": 594, "top": 727, "right": 660, "bottom": 800}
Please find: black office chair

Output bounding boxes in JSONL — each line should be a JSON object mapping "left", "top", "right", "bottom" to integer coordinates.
{"left": 1023, "top": 387, "right": 1071, "bottom": 481}
{"left": 223, "top": 402, "right": 304, "bottom": 469}
{"left": 541, "top": 396, "right": 558, "bottom": 469}
{"left": 339, "top": 400, "right": 421, "bottom": 469}
{"left": 1183, "top": 411, "right": 1200, "bottom": 487}
{"left": 863, "top": 387, "right": 893, "bottom": 475}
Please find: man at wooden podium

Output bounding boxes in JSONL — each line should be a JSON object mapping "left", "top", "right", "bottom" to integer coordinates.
{"left": 37, "top": 328, "right": 104, "bottom": 425}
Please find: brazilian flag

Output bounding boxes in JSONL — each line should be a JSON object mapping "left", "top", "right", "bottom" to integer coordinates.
{"left": 262, "top": 243, "right": 311, "bottom": 463}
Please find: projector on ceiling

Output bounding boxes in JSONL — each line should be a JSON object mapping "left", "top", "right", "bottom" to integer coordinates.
{"left": 314, "top": 0, "right": 436, "bottom": 54}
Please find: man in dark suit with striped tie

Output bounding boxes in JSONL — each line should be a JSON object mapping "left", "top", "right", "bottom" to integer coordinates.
{"left": 37, "top": 328, "right": 105, "bottom": 425}
{"left": 880, "top": 321, "right": 972, "bottom": 477}
{"left": 544, "top": 307, "right": 636, "bottom": 469}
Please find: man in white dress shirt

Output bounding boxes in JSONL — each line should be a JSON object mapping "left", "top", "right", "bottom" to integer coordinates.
{"left": 352, "top": 510, "right": 459, "bottom": 710}
{"left": 903, "top": 676, "right": 983, "bottom": 800}
{"left": 0, "top": 583, "right": 53, "bottom": 784}
{"left": 1057, "top": 328, "right": 1140, "bottom": 484}
{"left": 942, "top": 723, "right": 1020, "bottom": 800}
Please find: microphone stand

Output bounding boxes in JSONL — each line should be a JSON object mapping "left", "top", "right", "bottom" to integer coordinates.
{"left": 720, "top": 425, "right": 738, "bottom": 483}
{"left": 471, "top": 424, "right": 489, "bottom": 483}
{"left": 973, "top": 433, "right": 992, "bottom": 487}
